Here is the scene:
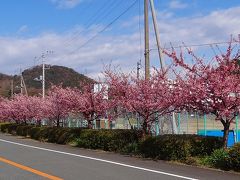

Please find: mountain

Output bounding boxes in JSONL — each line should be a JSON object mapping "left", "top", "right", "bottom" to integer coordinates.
{"left": 0, "top": 65, "right": 95, "bottom": 97}
{"left": 0, "top": 73, "right": 12, "bottom": 97}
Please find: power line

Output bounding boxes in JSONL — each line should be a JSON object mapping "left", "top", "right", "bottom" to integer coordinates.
{"left": 64, "top": 0, "right": 118, "bottom": 47}
{"left": 55, "top": 1, "right": 97, "bottom": 47}
{"left": 83, "top": 0, "right": 124, "bottom": 30}
{"left": 150, "top": 40, "right": 240, "bottom": 50}
{"left": 63, "top": 0, "right": 129, "bottom": 50}
{"left": 68, "top": 0, "right": 139, "bottom": 55}
{"left": 81, "top": 0, "right": 111, "bottom": 27}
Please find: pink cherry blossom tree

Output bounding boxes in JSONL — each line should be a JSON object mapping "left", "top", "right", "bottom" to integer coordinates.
{"left": 73, "top": 84, "right": 108, "bottom": 129}
{"left": 43, "top": 86, "right": 78, "bottom": 127}
{"left": 164, "top": 40, "right": 240, "bottom": 148}
{"left": 0, "top": 95, "right": 44, "bottom": 124}
{"left": 105, "top": 70, "right": 179, "bottom": 137}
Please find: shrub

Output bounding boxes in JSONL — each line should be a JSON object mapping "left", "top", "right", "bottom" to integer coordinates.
{"left": 37, "top": 127, "right": 52, "bottom": 140}
{"left": 206, "top": 149, "right": 230, "bottom": 170}
{"left": 16, "top": 125, "right": 34, "bottom": 136}
{"left": 109, "top": 129, "right": 142, "bottom": 152}
{"left": 121, "top": 142, "right": 139, "bottom": 155}
{"left": 76, "top": 129, "right": 112, "bottom": 150}
{"left": 46, "top": 127, "right": 63, "bottom": 143}
{"left": 5, "top": 124, "right": 19, "bottom": 134}
{"left": 16, "top": 126, "right": 25, "bottom": 136}
{"left": 49, "top": 128, "right": 70, "bottom": 144}
{"left": 57, "top": 130, "right": 71, "bottom": 144}
{"left": 0, "top": 123, "right": 12, "bottom": 133}
{"left": 191, "top": 136, "right": 223, "bottom": 156}
{"left": 75, "top": 129, "right": 142, "bottom": 152}
{"left": 139, "top": 135, "right": 192, "bottom": 160}
{"left": 1, "top": 124, "right": 226, "bottom": 167}
{"left": 29, "top": 127, "right": 42, "bottom": 139}
{"left": 138, "top": 136, "right": 160, "bottom": 159}
{"left": 27, "top": 127, "right": 71, "bottom": 144}
{"left": 228, "top": 143, "right": 240, "bottom": 172}
{"left": 69, "top": 128, "right": 83, "bottom": 138}
{"left": 139, "top": 135, "right": 223, "bottom": 161}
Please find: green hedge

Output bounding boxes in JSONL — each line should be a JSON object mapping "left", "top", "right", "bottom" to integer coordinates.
{"left": 16, "top": 125, "right": 35, "bottom": 136}
{"left": 139, "top": 135, "right": 223, "bottom": 160}
{"left": 0, "top": 123, "right": 82, "bottom": 145}
{"left": 75, "top": 129, "right": 142, "bottom": 153}
{"left": 1, "top": 123, "right": 239, "bottom": 172}
{"left": 0, "top": 124, "right": 141, "bottom": 151}
{"left": 0, "top": 124, "right": 222, "bottom": 157}
{"left": 23, "top": 126, "right": 82, "bottom": 144}
{"left": 0, "top": 123, "right": 228, "bottom": 165}
{"left": 1, "top": 123, "right": 20, "bottom": 134}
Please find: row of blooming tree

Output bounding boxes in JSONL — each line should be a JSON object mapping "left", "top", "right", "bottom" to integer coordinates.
{"left": 0, "top": 40, "right": 240, "bottom": 148}
{"left": 0, "top": 85, "right": 108, "bottom": 129}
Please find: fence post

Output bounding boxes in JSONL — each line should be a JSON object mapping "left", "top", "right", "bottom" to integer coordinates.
{"left": 178, "top": 113, "right": 181, "bottom": 134}
{"left": 137, "top": 114, "right": 140, "bottom": 130}
{"left": 155, "top": 113, "right": 159, "bottom": 136}
{"left": 68, "top": 117, "right": 71, "bottom": 128}
{"left": 124, "top": 117, "right": 127, "bottom": 129}
{"left": 196, "top": 111, "right": 199, "bottom": 134}
{"left": 93, "top": 120, "right": 96, "bottom": 129}
{"left": 236, "top": 115, "right": 239, "bottom": 143}
{"left": 186, "top": 111, "right": 189, "bottom": 134}
{"left": 204, "top": 113, "right": 207, "bottom": 136}
{"left": 104, "top": 119, "right": 106, "bottom": 129}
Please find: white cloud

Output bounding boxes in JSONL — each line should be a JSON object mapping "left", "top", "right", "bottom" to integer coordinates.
{"left": 169, "top": 0, "right": 188, "bottom": 9}
{"left": 0, "top": 6, "right": 240, "bottom": 80}
{"left": 0, "top": 30, "right": 141, "bottom": 80}
{"left": 50, "top": 0, "right": 83, "bottom": 9}
{"left": 158, "top": 7, "right": 240, "bottom": 45}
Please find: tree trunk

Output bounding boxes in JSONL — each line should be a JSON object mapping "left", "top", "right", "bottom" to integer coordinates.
{"left": 88, "top": 121, "right": 93, "bottom": 129}
{"left": 37, "top": 120, "right": 41, "bottom": 126}
{"left": 222, "top": 121, "right": 230, "bottom": 149}
{"left": 56, "top": 120, "right": 60, "bottom": 127}
{"left": 142, "top": 121, "right": 148, "bottom": 140}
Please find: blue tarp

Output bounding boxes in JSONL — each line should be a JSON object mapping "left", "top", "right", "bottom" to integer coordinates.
{"left": 197, "top": 130, "right": 240, "bottom": 147}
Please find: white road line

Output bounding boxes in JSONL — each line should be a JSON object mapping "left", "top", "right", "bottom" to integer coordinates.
{"left": 0, "top": 138, "right": 198, "bottom": 180}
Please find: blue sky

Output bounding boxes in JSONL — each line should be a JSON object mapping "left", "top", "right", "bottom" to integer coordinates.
{"left": 0, "top": 0, "right": 239, "bottom": 36}
{"left": 0, "top": 0, "right": 240, "bottom": 78}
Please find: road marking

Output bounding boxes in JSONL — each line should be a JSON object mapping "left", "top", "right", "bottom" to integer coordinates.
{"left": 0, "top": 138, "right": 198, "bottom": 180}
{"left": 0, "top": 156, "right": 63, "bottom": 180}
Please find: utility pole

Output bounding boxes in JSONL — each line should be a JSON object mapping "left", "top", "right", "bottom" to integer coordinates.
{"left": 137, "top": 61, "right": 141, "bottom": 79}
{"left": 41, "top": 50, "right": 53, "bottom": 99}
{"left": 20, "top": 71, "right": 28, "bottom": 96}
{"left": 144, "top": 0, "right": 150, "bottom": 80}
{"left": 11, "top": 79, "right": 14, "bottom": 98}
{"left": 22, "top": 75, "right": 28, "bottom": 96}
{"left": 149, "top": 0, "right": 164, "bottom": 72}
{"left": 20, "top": 69, "right": 23, "bottom": 95}
{"left": 42, "top": 53, "right": 45, "bottom": 99}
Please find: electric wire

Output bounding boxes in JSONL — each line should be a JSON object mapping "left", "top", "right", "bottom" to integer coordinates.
{"left": 67, "top": 0, "right": 139, "bottom": 55}
{"left": 150, "top": 40, "right": 240, "bottom": 51}
{"left": 64, "top": 0, "right": 116, "bottom": 47}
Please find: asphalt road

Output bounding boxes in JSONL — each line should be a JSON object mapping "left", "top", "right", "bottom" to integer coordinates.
{"left": 0, "top": 133, "right": 239, "bottom": 180}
